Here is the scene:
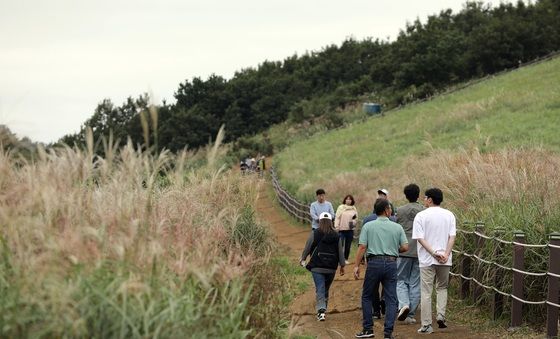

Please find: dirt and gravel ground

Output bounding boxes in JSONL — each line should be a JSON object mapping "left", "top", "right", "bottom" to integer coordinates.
{"left": 255, "top": 179, "right": 494, "bottom": 338}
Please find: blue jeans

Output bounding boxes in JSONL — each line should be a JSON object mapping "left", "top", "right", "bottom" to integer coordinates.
{"left": 361, "top": 258, "right": 398, "bottom": 335}
{"left": 397, "top": 257, "right": 420, "bottom": 317}
{"left": 339, "top": 230, "right": 354, "bottom": 260}
{"left": 372, "top": 282, "right": 384, "bottom": 314}
{"left": 311, "top": 271, "right": 336, "bottom": 312}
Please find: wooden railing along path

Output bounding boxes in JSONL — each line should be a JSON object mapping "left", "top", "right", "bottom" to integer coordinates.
{"left": 270, "top": 166, "right": 311, "bottom": 225}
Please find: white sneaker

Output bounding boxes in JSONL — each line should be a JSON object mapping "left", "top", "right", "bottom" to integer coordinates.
{"left": 418, "top": 324, "right": 433, "bottom": 334}
{"left": 317, "top": 312, "right": 325, "bottom": 321}
{"left": 404, "top": 317, "right": 417, "bottom": 325}
{"left": 345, "top": 260, "right": 350, "bottom": 265}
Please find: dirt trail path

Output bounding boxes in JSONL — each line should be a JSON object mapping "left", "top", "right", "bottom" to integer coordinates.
{"left": 255, "top": 177, "right": 492, "bottom": 338}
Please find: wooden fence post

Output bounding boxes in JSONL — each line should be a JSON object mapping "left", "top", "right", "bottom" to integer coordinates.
{"left": 473, "top": 222, "right": 485, "bottom": 304}
{"left": 511, "top": 230, "right": 525, "bottom": 328}
{"left": 492, "top": 227, "right": 506, "bottom": 320}
{"left": 461, "top": 230, "right": 472, "bottom": 300}
{"left": 546, "top": 232, "right": 560, "bottom": 338}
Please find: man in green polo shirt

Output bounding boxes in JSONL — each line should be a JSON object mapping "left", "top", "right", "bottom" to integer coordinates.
{"left": 354, "top": 198, "right": 409, "bottom": 339}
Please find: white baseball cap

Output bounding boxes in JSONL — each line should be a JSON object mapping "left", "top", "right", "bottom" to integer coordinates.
{"left": 319, "top": 212, "right": 332, "bottom": 220}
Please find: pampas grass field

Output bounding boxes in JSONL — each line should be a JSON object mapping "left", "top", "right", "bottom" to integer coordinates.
{"left": 0, "top": 129, "right": 284, "bottom": 338}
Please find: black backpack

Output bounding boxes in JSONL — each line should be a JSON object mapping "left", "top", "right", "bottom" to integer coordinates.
{"left": 306, "top": 230, "right": 340, "bottom": 270}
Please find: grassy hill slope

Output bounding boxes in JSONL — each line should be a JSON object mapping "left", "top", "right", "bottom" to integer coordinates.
{"left": 275, "top": 55, "right": 560, "bottom": 239}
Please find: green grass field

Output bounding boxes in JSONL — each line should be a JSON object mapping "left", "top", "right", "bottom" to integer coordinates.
{"left": 275, "top": 56, "right": 560, "bottom": 238}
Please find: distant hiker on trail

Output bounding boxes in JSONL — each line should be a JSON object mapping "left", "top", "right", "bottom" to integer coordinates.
{"left": 395, "top": 184, "right": 424, "bottom": 325}
{"left": 310, "top": 188, "right": 335, "bottom": 230}
{"left": 239, "top": 160, "right": 248, "bottom": 174}
{"left": 256, "top": 155, "right": 266, "bottom": 178}
{"left": 258, "top": 155, "right": 266, "bottom": 171}
{"left": 363, "top": 189, "right": 397, "bottom": 224}
{"left": 334, "top": 194, "right": 358, "bottom": 264}
{"left": 412, "top": 188, "right": 456, "bottom": 334}
{"left": 300, "top": 212, "right": 345, "bottom": 322}
{"left": 354, "top": 198, "right": 408, "bottom": 339}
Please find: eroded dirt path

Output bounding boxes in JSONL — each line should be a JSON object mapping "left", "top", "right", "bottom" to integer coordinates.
{"left": 255, "top": 177, "right": 491, "bottom": 338}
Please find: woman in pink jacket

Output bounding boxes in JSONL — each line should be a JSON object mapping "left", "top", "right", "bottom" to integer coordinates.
{"left": 334, "top": 194, "right": 358, "bottom": 264}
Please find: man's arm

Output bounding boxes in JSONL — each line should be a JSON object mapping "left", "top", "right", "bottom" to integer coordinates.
{"left": 398, "top": 228, "right": 409, "bottom": 253}
{"left": 309, "top": 203, "right": 319, "bottom": 223}
{"left": 399, "top": 243, "right": 409, "bottom": 253}
{"left": 442, "top": 214, "right": 457, "bottom": 262}
{"left": 417, "top": 238, "right": 444, "bottom": 261}
{"left": 439, "top": 235, "right": 456, "bottom": 263}
{"left": 353, "top": 244, "right": 367, "bottom": 279}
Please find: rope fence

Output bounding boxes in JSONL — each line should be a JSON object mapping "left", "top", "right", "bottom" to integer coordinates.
{"left": 270, "top": 166, "right": 311, "bottom": 225}
{"left": 454, "top": 223, "right": 560, "bottom": 337}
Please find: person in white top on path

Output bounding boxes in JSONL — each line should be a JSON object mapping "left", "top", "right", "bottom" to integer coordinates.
{"left": 412, "top": 188, "right": 456, "bottom": 334}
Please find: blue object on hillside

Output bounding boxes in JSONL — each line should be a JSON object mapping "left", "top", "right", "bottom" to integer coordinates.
{"left": 363, "top": 103, "right": 382, "bottom": 115}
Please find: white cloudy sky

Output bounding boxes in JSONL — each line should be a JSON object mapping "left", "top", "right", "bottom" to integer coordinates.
{"left": 0, "top": 0, "right": 508, "bottom": 143}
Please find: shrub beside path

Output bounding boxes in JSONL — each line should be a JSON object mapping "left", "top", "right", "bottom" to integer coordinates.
{"left": 255, "top": 176, "right": 493, "bottom": 338}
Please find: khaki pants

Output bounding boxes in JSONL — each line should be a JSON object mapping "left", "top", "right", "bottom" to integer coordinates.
{"left": 420, "top": 265, "right": 450, "bottom": 326}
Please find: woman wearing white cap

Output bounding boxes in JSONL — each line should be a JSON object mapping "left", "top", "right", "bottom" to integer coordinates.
{"left": 300, "top": 212, "right": 346, "bottom": 321}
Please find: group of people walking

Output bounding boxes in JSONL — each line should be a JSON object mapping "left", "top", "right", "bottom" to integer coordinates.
{"left": 239, "top": 156, "right": 266, "bottom": 176}
{"left": 300, "top": 185, "right": 457, "bottom": 339}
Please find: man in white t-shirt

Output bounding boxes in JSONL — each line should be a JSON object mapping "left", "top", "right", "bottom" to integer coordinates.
{"left": 412, "top": 188, "right": 456, "bottom": 334}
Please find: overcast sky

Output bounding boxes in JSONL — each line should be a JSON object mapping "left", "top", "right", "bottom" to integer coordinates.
{"left": 1, "top": 0, "right": 509, "bottom": 143}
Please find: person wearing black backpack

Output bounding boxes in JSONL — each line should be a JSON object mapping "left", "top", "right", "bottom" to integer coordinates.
{"left": 300, "top": 212, "right": 346, "bottom": 321}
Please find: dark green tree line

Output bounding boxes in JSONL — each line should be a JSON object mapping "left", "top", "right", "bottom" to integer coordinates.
{"left": 60, "top": 0, "right": 560, "bottom": 153}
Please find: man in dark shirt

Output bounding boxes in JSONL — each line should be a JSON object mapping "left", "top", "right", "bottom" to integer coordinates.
{"left": 395, "top": 184, "right": 424, "bottom": 324}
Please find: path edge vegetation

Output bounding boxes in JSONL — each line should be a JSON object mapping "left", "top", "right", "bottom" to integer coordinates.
{"left": 0, "top": 128, "right": 294, "bottom": 338}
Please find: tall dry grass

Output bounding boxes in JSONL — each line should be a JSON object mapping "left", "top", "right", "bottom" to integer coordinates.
{"left": 0, "top": 130, "right": 278, "bottom": 337}
{"left": 310, "top": 147, "right": 560, "bottom": 240}
{"left": 419, "top": 148, "right": 560, "bottom": 234}
{"left": 419, "top": 148, "right": 560, "bottom": 324}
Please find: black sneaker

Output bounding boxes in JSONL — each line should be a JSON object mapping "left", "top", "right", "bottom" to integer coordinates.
{"left": 373, "top": 311, "right": 381, "bottom": 319}
{"left": 317, "top": 308, "right": 326, "bottom": 321}
{"left": 380, "top": 299, "right": 386, "bottom": 315}
{"left": 384, "top": 334, "right": 395, "bottom": 339}
{"left": 397, "top": 305, "right": 410, "bottom": 321}
{"left": 355, "top": 329, "right": 375, "bottom": 338}
{"left": 436, "top": 314, "right": 447, "bottom": 328}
